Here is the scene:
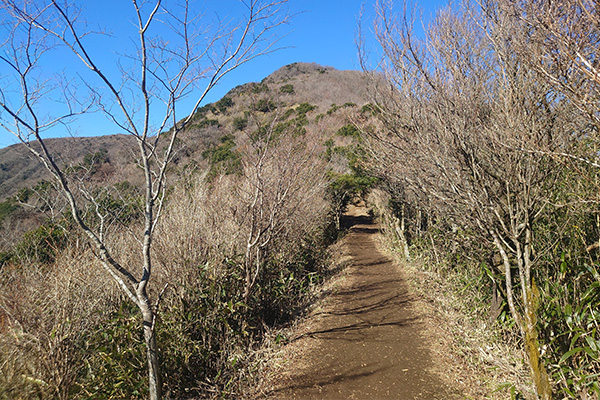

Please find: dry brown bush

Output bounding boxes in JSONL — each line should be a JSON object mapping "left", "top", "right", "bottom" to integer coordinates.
{"left": 0, "top": 248, "right": 117, "bottom": 399}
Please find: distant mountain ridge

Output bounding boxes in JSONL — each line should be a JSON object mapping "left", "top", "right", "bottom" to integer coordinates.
{"left": 0, "top": 62, "right": 371, "bottom": 202}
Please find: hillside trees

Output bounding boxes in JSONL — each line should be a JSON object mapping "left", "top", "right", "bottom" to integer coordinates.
{"left": 0, "top": 1, "right": 290, "bottom": 398}
{"left": 239, "top": 107, "right": 328, "bottom": 302}
{"left": 510, "top": 0, "right": 600, "bottom": 134}
{"left": 360, "top": 1, "right": 586, "bottom": 398}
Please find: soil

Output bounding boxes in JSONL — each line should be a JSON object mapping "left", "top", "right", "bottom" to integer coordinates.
{"left": 261, "top": 205, "right": 462, "bottom": 399}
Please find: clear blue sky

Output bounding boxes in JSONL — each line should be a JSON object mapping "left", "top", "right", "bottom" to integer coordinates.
{"left": 0, "top": 0, "right": 447, "bottom": 149}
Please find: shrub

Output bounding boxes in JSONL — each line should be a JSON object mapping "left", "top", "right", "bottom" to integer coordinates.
{"left": 195, "top": 118, "right": 220, "bottom": 129}
{"left": 295, "top": 102, "right": 316, "bottom": 116}
{"left": 15, "top": 223, "right": 68, "bottom": 264}
{"left": 253, "top": 99, "right": 276, "bottom": 113}
{"left": 216, "top": 96, "right": 234, "bottom": 114}
{"left": 327, "top": 102, "right": 355, "bottom": 115}
{"left": 361, "top": 103, "right": 381, "bottom": 115}
{"left": 0, "top": 199, "right": 17, "bottom": 225}
{"left": 15, "top": 187, "right": 33, "bottom": 203}
{"left": 251, "top": 83, "right": 269, "bottom": 94}
{"left": 73, "top": 304, "right": 147, "bottom": 399}
{"left": 202, "top": 135, "right": 242, "bottom": 178}
{"left": 279, "top": 84, "right": 295, "bottom": 94}
{"left": 233, "top": 116, "right": 248, "bottom": 131}
{"left": 83, "top": 148, "right": 109, "bottom": 169}
{"left": 336, "top": 123, "right": 360, "bottom": 138}
{"left": 282, "top": 108, "right": 295, "bottom": 120}
{"left": 195, "top": 103, "right": 216, "bottom": 118}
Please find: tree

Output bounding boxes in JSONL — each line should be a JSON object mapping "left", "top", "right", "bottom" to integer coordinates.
{"left": 239, "top": 104, "right": 328, "bottom": 301}
{"left": 508, "top": 0, "right": 600, "bottom": 130}
{"left": 0, "top": 1, "right": 290, "bottom": 399}
{"left": 358, "top": 1, "right": 580, "bottom": 397}
{"left": 503, "top": 0, "right": 600, "bottom": 237}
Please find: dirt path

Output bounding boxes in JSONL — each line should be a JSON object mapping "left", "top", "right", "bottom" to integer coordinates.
{"left": 264, "top": 206, "right": 459, "bottom": 399}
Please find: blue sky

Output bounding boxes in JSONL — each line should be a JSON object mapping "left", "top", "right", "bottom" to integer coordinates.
{"left": 0, "top": 0, "right": 447, "bottom": 149}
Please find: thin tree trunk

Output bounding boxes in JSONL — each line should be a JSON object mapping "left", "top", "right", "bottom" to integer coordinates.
{"left": 394, "top": 203, "right": 410, "bottom": 260}
{"left": 139, "top": 297, "right": 161, "bottom": 400}
{"left": 522, "top": 228, "right": 551, "bottom": 400}
{"left": 493, "top": 230, "right": 551, "bottom": 400}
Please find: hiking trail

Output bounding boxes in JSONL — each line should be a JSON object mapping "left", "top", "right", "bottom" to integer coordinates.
{"left": 263, "top": 204, "right": 460, "bottom": 399}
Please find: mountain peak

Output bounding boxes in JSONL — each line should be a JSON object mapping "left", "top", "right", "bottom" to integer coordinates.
{"left": 264, "top": 62, "right": 335, "bottom": 82}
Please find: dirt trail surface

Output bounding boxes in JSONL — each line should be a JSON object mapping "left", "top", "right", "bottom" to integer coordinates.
{"left": 265, "top": 205, "right": 459, "bottom": 399}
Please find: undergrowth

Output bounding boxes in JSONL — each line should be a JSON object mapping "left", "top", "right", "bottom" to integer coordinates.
{"left": 0, "top": 171, "right": 337, "bottom": 399}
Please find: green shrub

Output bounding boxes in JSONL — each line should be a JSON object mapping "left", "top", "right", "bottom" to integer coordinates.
{"left": 327, "top": 171, "right": 377, "bottom": 230}
{"left": 538, "top": 256, "right": 600, "bottom": 398}
{"left": 251, "top": 83, "right": 269, "bottom": 94}
{"left": 97, "top": 192, "right": 142, "bottom": 225}
{"left": 361, "top": 103, "right": 382, "bottom": 115}
{"left": 326, "top": 102, "right": 356, "bottom": 115}
{"left": 73, "top": 303, "right": 147, "bottom": 399}
{"left": 195, "top": 118, "right": 220, "bottom": 129}
{"left": 282, "top": 108, "right": 295, "bottom": 120}
{"left": 0, "top": 199, "right": 17, "bottom": 225}
{"left": 279, "top": 84, "right": 295, "bottom": 94}
{"left": 233, "top": 116, "right": 248, "bottom": 131}
{"left": 195, "top": 103, "right": 216, "bottom": 118}
{"left": 15, "top": 187, "right": 33, "bottom": 203}
{"left": 15, "top": 223, "right": 68, "bottom": 264}
{"left": 253, "top": 99, "right": 276, "bottom": 113}
{"left": 336, "top": 123, "right": 360, "bottom": 138}
{"left": 83, "top": 148, "right": 109, "bottom": 169}
{"left": 202, "top": 135, "right": 242, "bottom": 178}
{"left": 295, "top": 102, "right": 316, "bottom": 116}
{"left": 216, "top": 96, "right": 234, "bottom": 113}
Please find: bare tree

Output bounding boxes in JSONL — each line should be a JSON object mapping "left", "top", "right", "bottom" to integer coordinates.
{"left": 507, "top": 0, "right": 600, "bottom": 130}
{"left": 0, "top": 1, "right": 290, "bottom": 398}
{"left": 502, "top": 0, "right": 600, "bottom": 241}
{"left": 239, "top": 104, "right": 328, "bottom": 302}
{"left": 358, "top": 1, "right": 581, "bottom": 398}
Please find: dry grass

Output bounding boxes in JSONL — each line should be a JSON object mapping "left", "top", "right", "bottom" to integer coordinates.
{"left": 393, "top": 255, "right": 533, "bottom": 399}
{"left": 0, "top": 61, "right": 367, "bottom": 399}
{"left": 0, "top": 247, "right": 117, "bottom": 399}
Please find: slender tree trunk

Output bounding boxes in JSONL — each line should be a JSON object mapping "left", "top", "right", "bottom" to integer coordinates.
{"left": 394, "top": 203, "right": 410, "bottom": 260}
{"left": 522, "top": 229, "right": 551, "bottom": 400}
{"left": 139, "top": 296, "right": 161, "bottom": 400}
{"left": 243, "top": 262, "right": 252, "bottom": 303}
{"left": 493, "top": 231, "right": 551, "bottom": 400}
{"left": 523, "top": 304, "right": 551, "bottom": 400}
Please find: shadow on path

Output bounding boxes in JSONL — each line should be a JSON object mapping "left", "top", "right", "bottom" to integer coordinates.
{"left": 264, "top": 205, "right": 458, "bottom": 399}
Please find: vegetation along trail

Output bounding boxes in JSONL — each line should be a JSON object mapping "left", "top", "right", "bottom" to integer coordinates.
{"left": 265, "top": 205, "right": 460, "bottom": 399}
